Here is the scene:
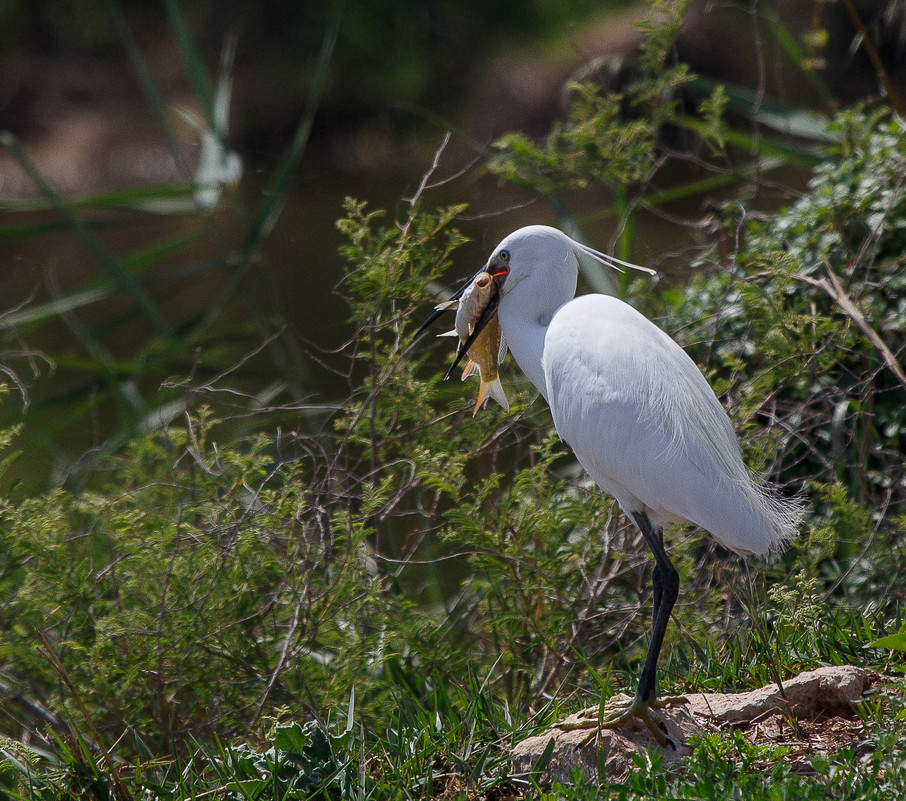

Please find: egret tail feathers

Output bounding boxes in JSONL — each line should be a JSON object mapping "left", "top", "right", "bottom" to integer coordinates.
{"left": 694, "top": 473, "right": 805, "bottom": 556}
{"left": 751, "top": 481, "right": 805, "bottom": 553}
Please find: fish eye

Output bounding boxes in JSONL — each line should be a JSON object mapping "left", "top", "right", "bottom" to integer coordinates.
{"left": 499, "top": 249, "right": 510, "bottom": 262}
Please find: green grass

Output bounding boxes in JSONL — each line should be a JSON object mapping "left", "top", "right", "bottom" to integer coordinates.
{"left": 1, "top": 625, "right": 904, "bottom": 800}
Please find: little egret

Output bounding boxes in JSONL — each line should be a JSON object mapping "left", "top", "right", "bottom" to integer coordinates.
{"left": 419, "top": 225, "right": 802, "bottom": 747}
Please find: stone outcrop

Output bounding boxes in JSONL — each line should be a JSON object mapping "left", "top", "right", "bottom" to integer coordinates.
{"left": 511, "top": 666, "right": 872, "bottom": 785}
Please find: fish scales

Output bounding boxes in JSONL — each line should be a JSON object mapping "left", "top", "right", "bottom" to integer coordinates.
{"left": 454, "top": 273, "right": 509, "bottom": 416}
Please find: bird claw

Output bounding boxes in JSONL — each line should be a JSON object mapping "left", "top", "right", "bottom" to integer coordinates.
{"left": 556, "top": 693, "right": 689, "bottom": 750}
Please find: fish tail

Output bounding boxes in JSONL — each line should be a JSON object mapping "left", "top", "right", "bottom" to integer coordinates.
{"left": 472, "top": 376, "right": 510, "bottom": 416}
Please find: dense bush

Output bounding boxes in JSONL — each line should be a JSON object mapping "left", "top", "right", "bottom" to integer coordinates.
{"left": 670, "top": 110, "right": 906, "bottom": 611}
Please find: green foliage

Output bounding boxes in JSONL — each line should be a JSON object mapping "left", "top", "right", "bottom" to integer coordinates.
{"left": 664, "top": 111, "right": 906, "bottom": 627}
{"left": 492, "top": 86, "right": 659, "bottom": 192}
{"left": 3, "top": 133, "right": 906, "bottom": 791}
{"left": 696, "top": 83, "right": 730, "bottom": 157}
{"left": 678, "top": 109, "right": 906, "bottom": 478}
{"left": 0, "top": 411, "right": 382, "bottom": 744}
{"left": 0, "top": 194, "right": 591, "bottom": 758}
{"left": 2, "top": 666, "right": 905, "bottom": 800}
{"left": 210, "top": 719, "right": 358, "bottom": 800}
{"left": 490, "top": 0, "right": 693, "bottom": 195}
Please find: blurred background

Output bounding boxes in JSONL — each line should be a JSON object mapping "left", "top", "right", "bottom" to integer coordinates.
{"left": 1, "top": 0, "right": 904, "bottom": 488}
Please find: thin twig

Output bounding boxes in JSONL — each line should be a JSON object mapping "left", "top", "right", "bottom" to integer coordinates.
{"left": 841, "top": 0, "right": 906, "bottom": 117}
{"left": 250, "top": 599, "right": 303, "bottom": 727}
{"left": 402, "top": 131, "right": 452, "bottom": 210}
{"left": 792, "top": 268, "right": 906, "bottom": 390}
{"left": 35, "top": 631, "right": 130, "bottom": 801}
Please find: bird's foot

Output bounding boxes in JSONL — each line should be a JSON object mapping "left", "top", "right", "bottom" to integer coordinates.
{"left": 556, "top": 693, "right": 689, "bottom": 749}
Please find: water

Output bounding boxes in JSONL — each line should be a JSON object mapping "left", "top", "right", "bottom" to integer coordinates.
{"left": 2, "top": 137, "right": 811, "bottom": 492}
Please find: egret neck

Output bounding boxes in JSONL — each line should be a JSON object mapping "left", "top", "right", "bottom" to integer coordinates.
{"left": 489, "top": 228, "right": 580, "bottom": 403}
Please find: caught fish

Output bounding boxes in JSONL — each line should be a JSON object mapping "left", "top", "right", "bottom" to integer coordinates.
{"left": 438, "top": 272, "right": 509, "bottom": 416}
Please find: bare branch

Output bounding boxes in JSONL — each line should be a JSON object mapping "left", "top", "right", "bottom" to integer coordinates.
{"left": 792, "top": 267, "right": 906, "bottom": 390}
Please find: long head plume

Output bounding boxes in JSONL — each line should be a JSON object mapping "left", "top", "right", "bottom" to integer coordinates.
{"left": 569, "top": 238, "right": 657, "bottom": 277}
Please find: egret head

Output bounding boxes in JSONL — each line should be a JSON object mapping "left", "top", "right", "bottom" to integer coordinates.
{"left": 484, "top": 226, "right": 583, "bottom": 324}
{"left": 415, "top": 225, "right": 655, "bottom": 376}
{"left": 487, "top": 225, "right": 655, "bottom": 302}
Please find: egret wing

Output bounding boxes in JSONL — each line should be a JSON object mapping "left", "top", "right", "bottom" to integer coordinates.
{"left": 544, "top": 295, "right": 781, "bottom": 555}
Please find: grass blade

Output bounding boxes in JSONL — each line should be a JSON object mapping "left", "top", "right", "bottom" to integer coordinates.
{"left": 760, "top": 3, "right": 833, "bottom": 107}
{"left": 245, "top": 8, "right": 341, "bottom": 256}
{"left": 0, "top": 182, "right": 197, "bottom": 213}
{"left": 105, "top": 0, "right": 193, "bottom": 178}
{"left": 0, "top": 133, "right": 172, "bottom": 339}
{"left": 163, "top": 0, "right": 214, "bottom": 123}
{"left": 195, "top": 6, "right": 342, "bottom": 335}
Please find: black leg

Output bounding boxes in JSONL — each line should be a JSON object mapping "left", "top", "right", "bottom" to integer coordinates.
{"left": 651, "top": 560, "right": 662, "bottom": 636}
{"left": 555, "top": 510, "right": 686, "bottom": 748}
{"left": 631, "top": 511, "right": 679, "bottom": 705}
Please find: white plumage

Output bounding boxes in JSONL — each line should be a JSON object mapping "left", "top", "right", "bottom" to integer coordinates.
{"left": 492, "top": 225, "right": 800, "bottom": 555}
{"left": 424, "top": 224, "right": 802, "bottom": 747}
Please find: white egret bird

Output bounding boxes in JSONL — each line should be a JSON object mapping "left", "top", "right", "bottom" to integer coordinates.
{"left": 418, "top": 225, "right": 802, "bottom": 747}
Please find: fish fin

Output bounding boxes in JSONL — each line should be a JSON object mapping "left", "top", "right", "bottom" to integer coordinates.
{"left": 471, "top": 383, "right": 489, "bottom": 416}
{"left": 434, "top": 299, "right": 459, "bottom": 311}
{"left": 496, "top": 335, "right": 508, "bottom": 365}
{"left": 473, "top": 377, "right": 509, "bottom": 416}
{"left": 486, "top": 377, "right": 510, "bottom": 411}
{"left": 461, "top": 360, "right": 479, "bottom": 380}
{"left": 437, "top": 329, "right": 459, "bottom": 338}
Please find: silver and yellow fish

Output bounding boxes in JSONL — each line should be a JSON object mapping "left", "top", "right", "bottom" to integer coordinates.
{"left": 437, "top": 272, "right": 509, "bottom": 416}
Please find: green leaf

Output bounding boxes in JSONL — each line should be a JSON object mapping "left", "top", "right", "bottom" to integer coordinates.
{"left": 867, "top": 633, "right": 906, "bottom": 652}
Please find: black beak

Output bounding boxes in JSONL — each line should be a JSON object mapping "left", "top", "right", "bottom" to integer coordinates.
{"left": 416, "top": 258, "right": 509, "bottom": 380}
{"left": 443, "top": 288, "right": 500, "bottom": 380}
{"left": 412, "top": 267, "right": 484, "bottom": 341}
